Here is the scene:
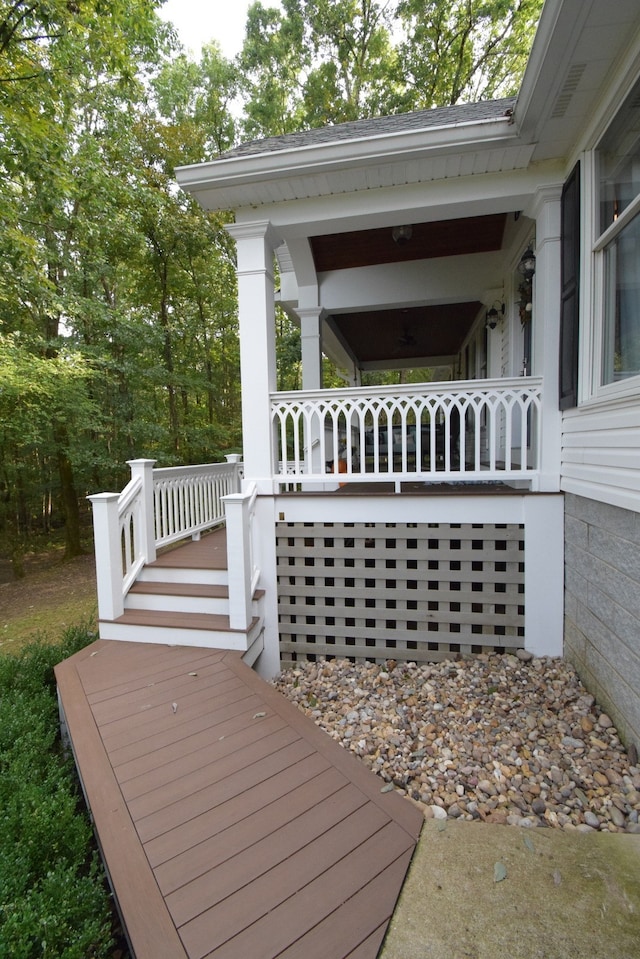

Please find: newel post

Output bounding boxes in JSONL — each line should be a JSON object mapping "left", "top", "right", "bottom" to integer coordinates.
{"left": 127, "top": 459, "right": 157, "bottom": 564}
{"left": 224, "top": 454, "right": 243, "bottom": 494}
{"left": 88, "top": 493, "right": 124, "bottom": 621}
{"left": 223, "top": 492, "right": 252, "bottom": 630}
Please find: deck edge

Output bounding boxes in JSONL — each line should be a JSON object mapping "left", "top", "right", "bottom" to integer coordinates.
{"left": 55, "top": 642, "right": 189, "bottom": 959}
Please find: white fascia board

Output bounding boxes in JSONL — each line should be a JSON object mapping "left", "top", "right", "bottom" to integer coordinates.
{"left": 515, "top": 0, "right": 640, "bottom": 149}
{"left": 515, "top": 0, "right": 570, "bottom": 138}
{"left": 175, "top": 115, "right": 518, "bottom": 209}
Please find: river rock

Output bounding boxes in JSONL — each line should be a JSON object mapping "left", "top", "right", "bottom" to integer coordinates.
{"left": 271, "top": 653, "right": 640, "bottom": 831}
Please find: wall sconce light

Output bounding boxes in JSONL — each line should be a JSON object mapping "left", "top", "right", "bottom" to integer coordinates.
{"left": 518, "top": 246, "right": 535, "bottom": 326}
{"left": 518, "top": 246, "right": 536, "bottom": 279}
{"left": 392, "top": 224, "right": 413, "bottom": 246}
{"left": 486, "top": 301, "right": 505, "bottom": 330}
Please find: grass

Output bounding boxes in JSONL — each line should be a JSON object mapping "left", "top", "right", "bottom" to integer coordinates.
{"left": 1, "top": 546, "right": 98, "bottom": 656}
{"left": 1, "top": 593, "right": 98, "bottom": 653}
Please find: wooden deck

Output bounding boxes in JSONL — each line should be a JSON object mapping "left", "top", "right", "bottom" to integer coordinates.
{"left": 151, "top": 528, "right": 229, "bottom": 569}
{"left": 55, "top": 640, "right": 423, "bottom": 959}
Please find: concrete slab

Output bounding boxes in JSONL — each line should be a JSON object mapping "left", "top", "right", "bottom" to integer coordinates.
{"left": 380, "top": 820, "right": 640, "bottom": 959}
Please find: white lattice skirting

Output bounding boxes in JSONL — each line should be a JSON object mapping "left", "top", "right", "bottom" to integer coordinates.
{"left": 276, "top": 521, "right": 525, "bottom": 665}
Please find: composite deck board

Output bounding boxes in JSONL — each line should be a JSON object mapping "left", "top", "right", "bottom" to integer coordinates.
{"left": 155, "top": 776, "right": 363, "bottom": 895}
{"left": 129, "top": 581, "right": 230, "bottom": 598}
{"left": 86, "top": 650, "right": 233, "bottom": 703}
{"left": 135, "top": 737, "right": 320, "bottom": 842}
{"left": 144, "top": 752, "right": 334, "bottom": 868}
{"left": 120, "top": 714, "right": 289, "bottom": 800}
{"left": 103, "top": 680, "right": 254, "bottom": 755}
{"left": 102, "top": 679, "right": 252, "bottom": 743}
{"left": 169, "top": 802, "right": 391, "bottom": 928}
{"left": 151, "top": 527, "right": 228, "bottom": 569}
{"left": 126, "top": 725, "right": 304, "bottom": 819}
{"left": 112, "top": 608, "right": 259, "bottom": 633}
{"left": 55, "top": 639, "right": 423, "bottom": 959}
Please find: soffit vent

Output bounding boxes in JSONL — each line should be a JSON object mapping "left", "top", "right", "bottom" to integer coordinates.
{"left": 550, "top": 63, "right": 587, "bottom": 119}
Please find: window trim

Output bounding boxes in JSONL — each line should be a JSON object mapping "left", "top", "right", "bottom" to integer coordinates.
{"left": 593, "top": 191, "right": 640, "bottom": 253}
{"left": 583, "top": 93, "right": 640, "bottom": 406}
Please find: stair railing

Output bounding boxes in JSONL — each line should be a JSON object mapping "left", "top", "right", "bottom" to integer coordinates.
{"left": 89, "top": 458, "right": 244, "bottom": 622}
{"left": 223, "top": 482, "right": 259, "bottom": 631}
{"left": 153, "top": 458, "right": 242, "bottom": 548}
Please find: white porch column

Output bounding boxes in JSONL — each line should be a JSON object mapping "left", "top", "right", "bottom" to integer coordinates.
{"left": 528, "top": 185, "right": 563, "bottom": 491}
{"left": 299, "top": 307, "right": 326, "bottom": 479}
{"left": 299, "top": 307, "right": 323, "bottom": 390}
{"left": 523, "top": 494, "right": 564, "bottom": 657}
{"left": 226, "top": 220, "right": 282, "bottom": 493}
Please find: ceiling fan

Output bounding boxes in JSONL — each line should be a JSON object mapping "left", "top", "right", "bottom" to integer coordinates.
{"left": 395, "top": 326, "right": 417, "bottom": 350}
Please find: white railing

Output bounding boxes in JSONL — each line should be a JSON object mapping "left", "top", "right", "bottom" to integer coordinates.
{"left": 89, "top": 458, "right": 243, "bottom": 621}
{"left": 271, "top": 377, "right": 543, "bottom": 488}
{"left": 154, "top": 459, "right": 242, "bottom": 548}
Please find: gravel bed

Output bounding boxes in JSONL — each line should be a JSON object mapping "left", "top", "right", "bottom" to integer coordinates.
{"left": 272, "top": 653, "right": 640, "bottom": 833}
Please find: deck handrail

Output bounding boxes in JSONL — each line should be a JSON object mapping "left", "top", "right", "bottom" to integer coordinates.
{"left": 153, "top": 460, "right": 242, "bottom": 548}
{"left": 271, "top": 377, "right": 543, "bottom": 488}
{"left": 89, "top": 458, "right": 243, "bottom": 621}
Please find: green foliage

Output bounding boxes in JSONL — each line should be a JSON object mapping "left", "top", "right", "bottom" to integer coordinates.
{"left": 239, "top": 0, "right": 401, "bottom": 136}
{"left": 0, "top": 627, "right": 115, "bottom": 959}
{"left": 237, "top": 0, "right": 543, "bottom": 134}
{"left": 395, "top": 0, "right": 544, "bottom": 107}
{"left": 0, "top": 4, "right": 243, "bottom": 551}
{"left": 0, "top": 0, "right": 545, "bottom": 553}
{"left": 239, "top": 0, "right": 308, "bottom": 138}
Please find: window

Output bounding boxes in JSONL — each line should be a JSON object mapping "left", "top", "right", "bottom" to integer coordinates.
{"left": 597, "top": 75, "right": 640, "bottom": 387}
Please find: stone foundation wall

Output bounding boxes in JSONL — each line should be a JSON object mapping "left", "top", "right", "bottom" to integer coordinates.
{"left": 564, "top": 493, "right": 640, "bottom": 752}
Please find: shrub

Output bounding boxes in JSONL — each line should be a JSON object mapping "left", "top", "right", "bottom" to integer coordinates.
{"left": 0, "top": 626, "right": 116, "bottom": 959}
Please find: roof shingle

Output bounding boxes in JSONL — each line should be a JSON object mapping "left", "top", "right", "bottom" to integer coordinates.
{"left": 221, "top": 97, "right": 517, "bottom": 159}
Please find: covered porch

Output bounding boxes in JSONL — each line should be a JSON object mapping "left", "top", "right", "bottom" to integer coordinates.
{"left": 162, "top": 99, "right": 568, "bottom": 672}
{"left": 177, "top": 99, "right": 563, "bottom": 502}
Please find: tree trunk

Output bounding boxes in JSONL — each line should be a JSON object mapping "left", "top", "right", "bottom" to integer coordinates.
{"left": 54, "top": 426, "right": 84, "bottom": 558}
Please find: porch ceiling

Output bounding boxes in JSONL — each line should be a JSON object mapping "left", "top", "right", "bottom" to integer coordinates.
{"left": 310, "top": 213, "right": 507, "bottom": 273}
{"left": 309, "top": 212, "right": 504, "bottom": 368}
{"left": 328, "top": 302, "right": 482, "bottom": 368}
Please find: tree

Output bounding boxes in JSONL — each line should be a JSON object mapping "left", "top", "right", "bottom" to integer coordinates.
{"left": 0, "top": 332, "right": 101, "bottom": 567}
{"left": 238, "top": 0, "right": 401, "bottom": 136}
{"left": 238, "top": 0, "right": 308, "bottom": 138}
{"left": 237, "top": 0, "right": 544, "bottom": 134}
{"left": 0, "top": 0, "right": 169, "bottom": 557}
{"left": 395, "top": 0, "right": 544, "bottom": 108}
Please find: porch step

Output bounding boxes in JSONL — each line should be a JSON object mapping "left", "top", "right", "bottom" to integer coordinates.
{"left": 97, "top": 526, "right": 266, "bottom": 659}
{"left": 137, "top": 564, "right": 229, "bottom": 587}
{"left": 139, "top": 527, "right": 230, "bottom": 587}
{"left": 99, "top": 608, "right": 264, "bottom": 652}
{"left": 126, "top": 580, "right": 265, "bottom": 615}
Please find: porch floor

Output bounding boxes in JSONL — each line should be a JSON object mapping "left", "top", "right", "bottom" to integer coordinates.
{"left": 55, "top": 640, "right": 422, "bottom": 959}
{"left": 335, "top": 481, "right": 526, "bottom": 495}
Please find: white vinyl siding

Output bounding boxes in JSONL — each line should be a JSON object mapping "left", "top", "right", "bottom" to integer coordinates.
{"left": 562, "top": 399, "right": 640, "bottom": 511}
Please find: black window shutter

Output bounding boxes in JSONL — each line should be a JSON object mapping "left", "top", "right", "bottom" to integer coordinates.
{"left": 559, "top": 161, "right": 581, "bottom": 410}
